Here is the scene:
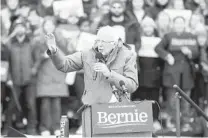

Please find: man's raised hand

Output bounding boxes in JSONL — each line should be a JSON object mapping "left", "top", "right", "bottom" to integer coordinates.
{"left": 45, "top": 33, "right": 57, "bottom": 53}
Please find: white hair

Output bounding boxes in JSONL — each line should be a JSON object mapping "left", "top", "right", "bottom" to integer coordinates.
{"left": 97, "top": 26, "right": 120, "bottom": 42}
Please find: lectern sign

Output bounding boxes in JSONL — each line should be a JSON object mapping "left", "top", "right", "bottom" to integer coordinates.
{"left": 91, "top": 101, "right": 153, "bottom": 134}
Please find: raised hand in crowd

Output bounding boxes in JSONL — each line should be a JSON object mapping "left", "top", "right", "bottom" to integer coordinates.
{"left": 45, "top": 33, "right": 57, "bottom": 53}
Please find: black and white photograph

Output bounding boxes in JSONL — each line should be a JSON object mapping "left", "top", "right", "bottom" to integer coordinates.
{"left": 0, "top": 0, "right": 208, "bottom": 137}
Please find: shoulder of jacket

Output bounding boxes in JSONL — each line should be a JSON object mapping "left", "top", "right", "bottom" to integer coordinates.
{"left": 119, "top": 47, "right": 136, "bottom": 58}
{"left": 79, "top": 49, "right": 94, "bottom": 60}
{"left": 125, "top": 12, "right": 139, "bottom": 26}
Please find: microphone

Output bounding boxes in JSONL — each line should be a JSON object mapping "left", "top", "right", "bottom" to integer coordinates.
{"left": 110, "top": 83, "right": 121, "bottom": 102}
{"left": 119, "top": 80, "right": 128, "bottom": 93}
{"left": 93, "top": 52, "right": 104, "bottom": 80}
{"left": 119, "top": 80, "right": 130, "bottom": 101}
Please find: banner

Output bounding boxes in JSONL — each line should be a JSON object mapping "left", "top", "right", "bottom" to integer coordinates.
{"left": 1, "top": 61, "right": 9, "bottom": 82}
{"left": 76, "top": 32, "right": 97, "bottom": 51}
{"left": 138, "top": 37, "right": 161, "bottom": 58}
{"left": 53, "top": 0, "right": 84, "bottom": 17}
{"left": 91, "top": 101, "right": 153, "bottom": 134}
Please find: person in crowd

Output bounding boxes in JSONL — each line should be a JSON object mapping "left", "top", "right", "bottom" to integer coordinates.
{"left": 156, "top": 11, "right": 171, "bottom": 38}
{"left": 2, "top": 20, "right": 37, "bottom": 135}
{"left": 189, "top": 13, "right": 205, "bottom": 34}
{"left": 72, "top": 17, "right": 93, "bottom": 135}
{"left": 55, "top": 12, "right": 81, "bottom": 129}
{"left": 1, "top": 21, "right": 11, "bottom": 131}
{"left": 78, "top": 17, "right": 92, "bottom": 33}
{"left": 201, "top": 106, "right": 208, "bottom": 136}
{"left": 97, "top": 0, "right": 141, "bottom": 53}
{"left": 190, "top": 23, "right": 206, "bottom": 107}
{"left": 90, "top": 1, "right": 110, "bottom": 34}
{"left": 132, "top": 16, "right": 162, "bottom": 131}
{"left": 184, "top": 0, "right": 207, "bottom": 14}
{"left": 56, "top": 9, "right": 80, "bottom": 29}
{"left": 144, "top": 0, "right": 155, "bottom": 9}
{"left": 1, "top": 0, "right": 20, "bottom": 37}
{"left": 82, "top": 0, "right": 97, "bottom": 18}
{"left": 196, "top": 23, "right": 208, "bottom": 107}
{"left": 14, "top": 2, "right": 32, "bottom": 36}
{"left": 155, "top": 10, "right": 171, "bottom": 121}
{"left": 198, "top": 0, "right": 207, "bottom": 13}
{"left": 190, "top": 22, "right": 208, "bottom": 138}
{"left": 201, "top": 0, "right": 208, "bottom": 25}
{"left": 67, "top": 15, "right": 80, "bottom": 28}
{"left": 140, "top": 16, "right": 158, "bottom": 37}
{"left": 16, "top": 1, "right": 31, "bottom": 19}
{"left": 28, "top": 8, "right": 44, "bottom": 37}
{"left": 146, "top": 0, "right": 169, "bottom": 20}
{"left": 45, "top": 25, "right": 138, "bottom": 137}
{"left": 37, "top": 0, "right": 54, "bottom": 17}
{"left": 55, "top": 10, "right": 80, "bottom": 55}
{"left": 184, "top": 0, "right": 201, "bottom": 12}
{"left": 129, "top": 0, "right": 147, "bottom": 24}
{"left": 155, "top": 16, "right": 199, "bottom": 131}
{"left": 191, "top": 105, "right": 208, "bottom": 137}
{"left": 32, "top": 17, "right": 69, "bottom": 136}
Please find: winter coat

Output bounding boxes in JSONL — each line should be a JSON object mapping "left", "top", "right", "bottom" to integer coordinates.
{"left": 0, "top": 8, "right": 13, "bottom": 36}
{"left": 32, "top": 30, "right": 69, "bottom": 97}
{"left": 48, "top": 44, "right": 138, "bottom": 105}
{"left": 7, "top": 37, "right": 34, "bottom": 86}
{"left": 138, "top": 57, "right": 163, "bottom": 88}
{"left": 155, "top": 32, "right": 199, "bottom": 90}
{"left": 98, "top": 12, "right": 141, "bottom": 52}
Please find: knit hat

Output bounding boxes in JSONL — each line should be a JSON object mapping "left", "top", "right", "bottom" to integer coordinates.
{"left": 141, "top": 16, "right": 156, "bottom": 28}
{"left": 96, "top": 26, "right": 119, "bottom": 42}
{"left": 109, "top": 0, "right": 126, "bottom": 8}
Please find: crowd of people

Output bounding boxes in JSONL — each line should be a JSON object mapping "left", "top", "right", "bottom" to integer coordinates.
{"left": 1, "top": 0, "right": 208, "bottom": 136}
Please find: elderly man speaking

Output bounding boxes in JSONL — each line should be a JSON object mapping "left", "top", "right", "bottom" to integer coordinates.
{"left": 45, "top": 26, "right": 138, "bottom": 105}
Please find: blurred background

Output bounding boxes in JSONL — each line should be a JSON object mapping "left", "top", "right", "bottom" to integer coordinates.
{"left": 1, "top": 0, "right": 208, "bottom": 137}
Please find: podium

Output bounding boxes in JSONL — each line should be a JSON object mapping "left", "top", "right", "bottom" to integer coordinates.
{"left": 82, "top": 101, "right": 153, "bottom": 137}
